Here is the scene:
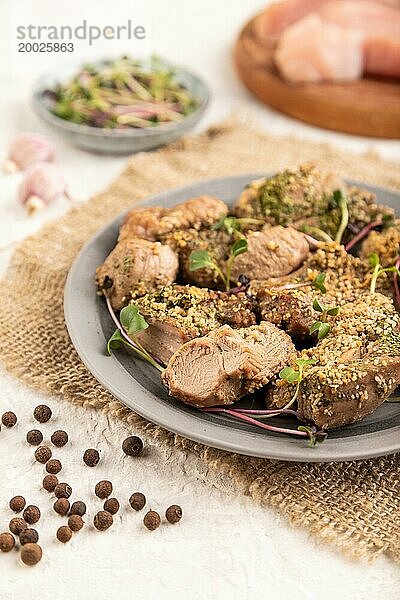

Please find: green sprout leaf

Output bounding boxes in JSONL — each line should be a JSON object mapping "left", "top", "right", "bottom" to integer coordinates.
{"left": 295, "top": 358, "right": 316, "bottom": 368}
{"left": 107, "top": 329, "right": 125, "bottom": 355}
{"left": 120, "top": 304, "right": 149, "bottom": 336}
{"left": 369, "top": 253, "right": 380, "bottom": 268}
{"left": 317, "top": 322, "right": 331, "bottom": 340}
{"left": 298, "top": 425, "right": 327, "bottom": 448}
{"left": 279, "top": 367, "right": 300, "bottom": 383}
{"left": 231, "top": 238, "right": 248, "bottom": 258}
{"left": 189, "top": 249, "right": 213, "bottom": 271}
{"left": 309, "top": 321, "right": 323, "bottom": 335}
{"left": 326, "top": 306, "right": 340, "bottom": 317}
{"left": 313, "top": 273, "right": 327, "bottom": 294}
{"left": 312, "top": 297, "right": 325, "bottom": 313}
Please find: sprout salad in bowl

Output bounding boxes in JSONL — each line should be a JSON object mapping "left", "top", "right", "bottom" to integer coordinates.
{"left": 33, "top": 55, "right": 209, "bottom": 153}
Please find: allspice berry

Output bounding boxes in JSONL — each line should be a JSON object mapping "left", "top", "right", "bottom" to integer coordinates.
{"left": 43, "top": 474, "right": 59, "bottom": 492}
{"left": 95, "top": 480, "right": 112, "bottom": 499}
{"left": 34, "top": 445, "right": 52, "bottom": 464}
{"left": 53, "top": 498, "right": 70, "bottom": 516}
{"left": 33, "top": 405, "right": 52, "bottom": 423}
{"left": 51, "top": 430, "right": 68, "bottom": 448}
{"left": 143, "top": 510, "right": 161, "bottom": 531}
{"left": 0, "top": 532, "right": 15, "bottom": 552}
{"left": 122, "top": 436, "right": 143, "bottom": 457}
{"left": 2, "top": 411, "right": 17, "bottom": 428}
{"left": 21, "top": 543, "right": 42, "bottom": 566}
{"left": 26, "top": 430, "right": 43, "bottom": 446}
{"left": 93, "top": 511, "right": 113, "bottom": 531}
{"left": 68, "top": 515, "right": 84, "bottom": 532}
{"left": 9, "top": 517, "right": 28, "bottom": 535}
{"left": 46, "top": 459, "right": 62, "bottom": 474}
{"left": 104, "top": 498, "right": 120, "bottom": 515}
{"left": 23, "top": 505, "right": 41, "bottom": 525}
{"left": 19, "top": 528, "right": 39, "bottom": 545}
{"left": 54, "top": 483, "right": 72, "bottom": 499}
{"left": 165, "top": 505, "right": 182, "bottom": 524}
{"left": 69, "top": 501, "right": 86, "bottom": 517}
{"left": 83, "top": 448, "right": 100, "bottom": 467}
{"left": 129, "top": 492, "right": 146, "bottom": 511}
{"left": 56, "top": 526, "right": 72, "bottom": 543}
{"left": 9, "top": 495, "right": 26, "bottom": 513}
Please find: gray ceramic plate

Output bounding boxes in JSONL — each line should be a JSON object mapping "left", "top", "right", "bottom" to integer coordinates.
{"left": 32, "top": 58, "right": 209, "bottom": 154}
{"left": 64, "top": 175, "right": 400, "bottom": 462}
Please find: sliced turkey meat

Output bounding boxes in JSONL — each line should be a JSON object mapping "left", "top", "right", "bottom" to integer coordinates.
{"left": 162, "top": 321, "right": 296, "bottom": 407}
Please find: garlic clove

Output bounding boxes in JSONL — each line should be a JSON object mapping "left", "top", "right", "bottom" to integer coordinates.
{"left": 18, "top": 162, "right": 69, "bottom": 214}
{"left": 25, "top": 196, "right": 46, "bottom": 215}
{"left": 6, "top": 132, "right": 54, "bottom": 172}
{"left": 2, "top": 159, "right": 19, "bottom": 174}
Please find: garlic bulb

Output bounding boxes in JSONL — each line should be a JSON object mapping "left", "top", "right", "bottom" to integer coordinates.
{"left": 18, "top": 162, "right": 68, "bottom": 215}
{"left": 4, "top": 132, "right": 54, "bottom": 173}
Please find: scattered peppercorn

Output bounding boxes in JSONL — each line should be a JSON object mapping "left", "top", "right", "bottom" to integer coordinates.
{"left": 34, "top": 445, "right": 52, "bottom": 464}
{"left": 23, "top": 505, "right": 41, "bottom": 525}
{"left": 143, "top": 510, "right": 161, "bottom": 531}
{"left": 0, "top": 532, "right": 15, "bottom": 552}
{"left": 93, "top": 511, "right": 113, "bottom": 531}
{"left": 56, "top": 526, "right": 72, "bottom": 543}
{"left": 53, "top": 498, "right": 70, "bottom": 516}
{"left": 122, "top": 436, "right": 143, "bottom": 457}
{"left": 1, "top": 411, "right": 17, "bottom": 428}
{"left": 9, "top": 495, "right": 26, "bottom": 513}
{"left": 83, "top": 448, "right": 100, "bottom": 467}
{"left": 42, "top": 474, "right": 59, "bottom": 492}
{"left": 129, "top": 492, "right": 146, "bottom": 511}
{"left": 68, "top": 515, "right": 84, "bottom": 532}
{"left": 46, "top": 459, "right": 62, "bottom": 474}
{"left": 69, "top": 501, "right": 86, "bottom": 517}
{"left": 54, "top": 483, "right": 72, "bottom": 499}
{"left": 21, "top": 543, "right": 42, "bottom": 566}
{"left": 104, "top": 498, "right": 120, "bottom": 515}
{"left": 95, "top": 480, "right": 112, "bottom": 499}
{"left": 33, "top": 405, "right": 52, "bottom": 423}
{"left": 19, "top": 528, "right": 39, "bottom": 545}
{"left": 51, "top": 430, "right": 68, "bottom": 448}
{"left": 26, "top": 429, "right": 43, "bottom": 446}
{"left": 9, "top": 517, "right": 28, "bottom": 535}
{"left": 165, "top": 505, "right": 182, "bottom": 524}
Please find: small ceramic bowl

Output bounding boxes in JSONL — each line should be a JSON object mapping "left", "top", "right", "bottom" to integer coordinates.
{"left": 32, "top": 58, "right": 210, "bottom": 155}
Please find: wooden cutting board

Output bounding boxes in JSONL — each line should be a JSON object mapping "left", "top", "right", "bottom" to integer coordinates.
{"left": 234, "top": 16, "right": 400, "bottom": 139}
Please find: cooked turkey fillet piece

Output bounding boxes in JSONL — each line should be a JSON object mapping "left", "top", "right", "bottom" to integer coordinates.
{"left": 119, "top": 195, "right": 228, "bottom": 242}
{"left": 230, "top": 225, "right": 310, "bottom": 282}
{"left": 135, "top": 285, "right": 257, "bottom": 365}
{"left": 96, "top": 239, "right": 179, "bottom": 310}
{"left": 162, "top": 322, "right": 296, "bottom": 408}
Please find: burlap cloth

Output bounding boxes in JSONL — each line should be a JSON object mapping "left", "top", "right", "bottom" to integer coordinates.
{"left": 0, "top": 122, "right": 399, "bottom": 563}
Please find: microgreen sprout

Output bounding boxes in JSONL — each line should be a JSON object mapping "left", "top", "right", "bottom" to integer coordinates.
{"left": 202, "top": 407, "right": 327, "bottom": 448}
{"left": 189, "top": 238, "right": 248, "bottom": 291}
{"left": 333, "top": 189, "right": 349, "bottom": 245}
{"left": 309, "top": 297, "right": 340, "bottom": 340}
{"left": 274, "top": 272, "right": 327, "bottom": 294}
{"left": 212, "top": 215, "right": 264, "bottom": 235}
{"left": 189, "top": 249, "right": 228, "bottom": 287}
{"left": 279, "top": 358, "right": 316, "bottom": 409}
{"left": 105, "top": 299, "right": 164, "bottom": 372}
{"left": 300, "top": 224, "right": 333, "bottom": 244}
{"left": 368, "top": 253, "right": 400, "bottom": 294}
{"left": 297, "top": 425, "right": 328, "bottom": 448}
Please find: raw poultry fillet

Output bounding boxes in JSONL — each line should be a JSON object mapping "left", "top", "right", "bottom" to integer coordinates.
{"left": 162, "top": 322, "right": 296, "bottom": 407}
{"left": 256, "top": 0, "right": 400, "bottom": 81}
